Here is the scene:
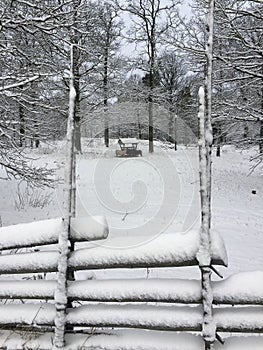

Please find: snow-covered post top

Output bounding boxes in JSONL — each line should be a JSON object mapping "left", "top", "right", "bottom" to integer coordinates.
{"left": 54, "top": 44, "right": 76, "bottom": 349}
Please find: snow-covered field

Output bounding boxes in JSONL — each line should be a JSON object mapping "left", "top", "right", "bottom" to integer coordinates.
{"left": 0, "top": 138, "right": 263, "bottom": 349}
{"left": 0, "top": 138, "right": 262, "bottom": 282}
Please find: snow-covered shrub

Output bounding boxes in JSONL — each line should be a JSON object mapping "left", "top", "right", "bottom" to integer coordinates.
{"left": 14, "top": 183, "right": 53, "bottom": 210}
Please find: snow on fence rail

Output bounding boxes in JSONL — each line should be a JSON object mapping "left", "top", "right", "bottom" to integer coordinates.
{"left": 0, "top": 216, "right": 109, "bottom": 250}
{"left": 0, "top": 222, "right": 262, "bottom": 349}
{"left": 0, "top": 229, "right": 226, "bottom": 275}
{"left": 1, "top": 272, "right": 263, "bottom": 305}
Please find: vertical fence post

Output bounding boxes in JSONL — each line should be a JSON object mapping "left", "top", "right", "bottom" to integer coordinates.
{"left": 197, "top": 1, "right": 215, "bottom": 349}
{"left": 54, "top": 44, "right": 76, "bottom": 348}
{"left": 198, "top": 86, "right": 215, "bottom": 350}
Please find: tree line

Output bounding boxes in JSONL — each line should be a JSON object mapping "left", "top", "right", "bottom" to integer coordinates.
{"left": 0, "top": 0, "right": 262, "bottom": 184}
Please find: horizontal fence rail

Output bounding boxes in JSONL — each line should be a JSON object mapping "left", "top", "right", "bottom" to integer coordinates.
{"left": 0, "top": 303, "right": 262, "bottom": 334}
{"left": 0, "top": 272, "right": 263, "bottom": 305}
{"left": 68, "top": 230, "right": 227, "bottom": 271}
{"left": 0, "top": 229, "right": 227, "bottom": 275}
{"left": 0, "top": 251, "right": 59, "bottom": 274}
{"left": 0, "top": 216, "right": 109, "bottom": 251}
{"left": 0, "top": 221, "right": 262, "bottom": 349}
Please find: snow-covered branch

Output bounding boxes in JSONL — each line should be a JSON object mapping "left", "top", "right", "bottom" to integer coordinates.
{"left": 0, "top": 75, "right": 40, "bottom": 92}
{"left": 0, "top": 148, "right": 55, "bottom": 188}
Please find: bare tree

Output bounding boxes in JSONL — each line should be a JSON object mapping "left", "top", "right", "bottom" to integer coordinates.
{"left": 0, "top": 0, "right": 104, "bottom": 158}
{"left": 93, "top": 1, "right": 122, "bottom": 147}
{"left": 157, "top": 52, "right": 188, "bottom": 149}
{"left": 118, "top": 0, "right": 181, "bottom": 153}
{"left": 0, "top": 0, "right": 68, "bottom": 186}
{"left": 214, "top": 0, "right": 263, "bottom": 153}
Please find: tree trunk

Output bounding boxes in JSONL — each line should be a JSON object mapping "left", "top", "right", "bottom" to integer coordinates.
{"left": 148, "top": 52, "right": 154, "bottom": 153}
{"left": 71, "top": 1, "right": 81, "bottom": 154}
{"left": 103, "top": 32, "right": 110, "bottom": 148}
{"left": 74, "top": 112, "right": 81, "bottom": 152}
{"left": 138, "top": 122, "right": 142, "bottom": 140}
{"left": 260, "top": 120, "right": 263, "bottom": 154}
{"left": 104, "top": 117, "right": 109, "bottom": 147}
{"left": 216, "top": 145, "right": 220, "bottom": 157}
{"left": 260, "top": 80, "right": 263, "bottom": 154}
{"left": 73, "top": 50, "right": 81, "bottom": 153}
{"left": 19, "top": 104, "right": 25, "bottom": 147}
{"left": 174, "top": 116, "right": 177, "bottom": 151}
{"left": 148, "top": 97, "right": 154, "bottom": 153}
{"left": 35, "top": 136, "right": 40, "bottom": 148}
{"left": 215, "top": 122, "right": 222, "bottom": 157}
{"left": 168, "top": 115, "right": 173, "bottom": 142}
{"left": 148, "top": 22, "right": 155, "bottom": 154}
{"left": 243, "top": 124, "right": 248, "bottom": 139}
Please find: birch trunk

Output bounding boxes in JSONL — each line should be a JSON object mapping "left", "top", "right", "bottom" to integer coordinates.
{"left": 53, "top": 44, "right": 76, "bottom": 348}
{"left": 197, "top": 1, "right": 215, "bottom": 349}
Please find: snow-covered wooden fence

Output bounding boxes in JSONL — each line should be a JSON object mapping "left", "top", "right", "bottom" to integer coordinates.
{"left": 0, "top": 220, "right": 262, "bottom": 349}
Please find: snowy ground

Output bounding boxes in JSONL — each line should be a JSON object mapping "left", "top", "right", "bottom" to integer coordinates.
{"left": 0, "top": 138, "right": 262, "bottom": 281}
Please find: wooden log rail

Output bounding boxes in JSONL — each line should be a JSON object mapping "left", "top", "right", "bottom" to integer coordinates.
{"left": 0, "top": 229, "right": 227, "bottom": 275}
{"left": 0, "top": 272, "right": 263, "bottom": 305}
{"left": 0, "top": 222, "right": 262, "bottom": 349}
{"left": 0, "top": 216, "right": 109, "bottom": 251}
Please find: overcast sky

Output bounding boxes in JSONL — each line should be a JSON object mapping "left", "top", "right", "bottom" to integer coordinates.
{"left": 120, "top": 1, "right": 192, "bottom": 58}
